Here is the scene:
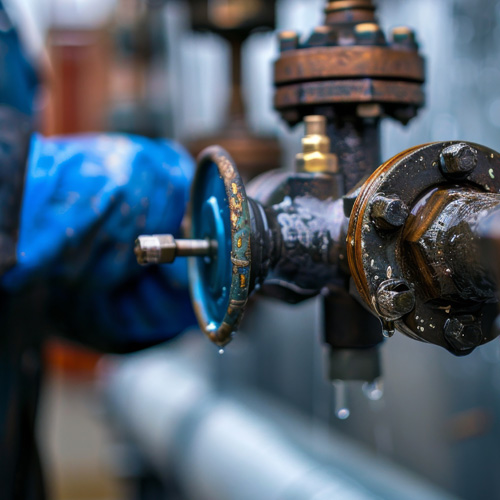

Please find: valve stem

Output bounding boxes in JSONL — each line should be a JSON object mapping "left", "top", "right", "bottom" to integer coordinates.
{"left": 135, "top": 235, "right": 216, "bottom": 265}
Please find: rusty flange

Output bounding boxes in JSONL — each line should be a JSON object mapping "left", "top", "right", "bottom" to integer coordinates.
{"left": 347, "top": 141, "right": 500, "bottom": 354}
{"left": 275, "top": 79, "right": 424, "bottom": 115}
{"left": 274, "top": 47, "right": 425, "bottom": 85}
{"left": 274, "top": 4, "right": 425, "bottom": 126}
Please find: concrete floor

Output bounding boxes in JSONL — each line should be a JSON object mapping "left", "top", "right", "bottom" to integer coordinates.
{"left": 38, "top": 372, "right": 125, "bottom": 500}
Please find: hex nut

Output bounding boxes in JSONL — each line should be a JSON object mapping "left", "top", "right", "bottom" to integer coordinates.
{"left": 376, "top": 279, "right": 416, "bottom": 320}
{"left": 135, "top": 234, "right": 176, "bottom": 265}
{"left": 440, "top": 143, "right": 478, "bottom": 178}
{"left": 370, "top": 195, "right": 409, "bottom": 230}
{"left": 444, "top": 316, "right": 483, "bottom": 352}
{"left": 279, "top": 30, "right": 299, "bottom": 52}
{"left": 391, "top": 26, "right": 417, "bottom": 48}
{"left": 354, "top": 23, "right": 386, "bottom": 45}
{"left": 306, "top": 25, "right": 335, "bottom": 47}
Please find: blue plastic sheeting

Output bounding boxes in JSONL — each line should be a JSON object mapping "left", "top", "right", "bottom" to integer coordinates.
{"left": 2, "top": 133, "right": 196, "bottom": 352}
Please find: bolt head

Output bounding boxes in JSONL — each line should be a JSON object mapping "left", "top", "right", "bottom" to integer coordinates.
{"left": 391, "top": 26, "right": 417, "bottom": 48}
{"left": 134, "top": 234, "right": 176, "bottom": 265}
{"left": 440, "top": 143, "right": 478, "bottom": 178}
{"left": 376, "top": 279, "right": 416, "bottom": 320}
{"left": 278, "top": 30, "right": 299, "bottom": 52}
{"left": 354, "top": 23, "right": 386, "bottom": 45}
{"left": 370, "top": 195, "right": 409, "bottom": 230}
{"left": 306, "top": 25, "right": 335, "bottom": 47}
{"left": 444, "top": 316, "right": 483, "bottom": 352}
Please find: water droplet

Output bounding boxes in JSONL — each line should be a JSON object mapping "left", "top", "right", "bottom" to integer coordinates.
{"left": 381, "top": 320, "right": 395, "bottom": 338}
{"left": 332, "top": 381, "right": 350, "bottom": 420}
{"left": 204, "top": 256, "right": 211, "bottom": 264}
{"left": 219, "top": 349, "right": 225, "bottom": 355}
{"left": 336, "top": 408, "right": 350, "bottom": 420}
{"left": 362, "top": 379, "right": 384, "bottom": 401}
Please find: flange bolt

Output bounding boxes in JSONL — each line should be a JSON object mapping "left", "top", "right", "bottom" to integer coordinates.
{"left": 376, "top": 279, "right": 416, "bottom": 321}
{"left": 278, "top": 30, "right": 299, "bottom": 52}
{"left": 354, "top": 23, "right": 386, "bottom": 45}
{"left": 370, "top": 195, "right": 409, "bottom": 230}
{"left": 440, "top": 143, "right": 478, "bottom": 179}
{"left": 391, "top": 27, "right": 417, "bottom": 49}
{"left": 444, "top": 316, "right": 483, "bottom": 352}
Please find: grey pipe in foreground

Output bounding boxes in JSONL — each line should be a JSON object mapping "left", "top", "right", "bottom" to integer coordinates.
{"left": 101, "top": 335, "right": 458, "bottom": 500}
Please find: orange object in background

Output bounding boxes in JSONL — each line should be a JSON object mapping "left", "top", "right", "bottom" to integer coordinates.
{"left": 44, "top": 28, "right": 111, "bottom": 136}
{"left": 42, "top": 27, "right": 112, "bottom": 376}
{"left": 45, "top": 338, "right": 102, "bottom": 379}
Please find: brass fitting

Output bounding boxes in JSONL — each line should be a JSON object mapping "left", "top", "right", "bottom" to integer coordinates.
{"left": 296, "top": 116, "right": 338, "bottom": 174}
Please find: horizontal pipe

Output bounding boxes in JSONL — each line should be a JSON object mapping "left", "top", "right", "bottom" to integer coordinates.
{"left": 101, "top": 337, "right": 457, "bottom": 500}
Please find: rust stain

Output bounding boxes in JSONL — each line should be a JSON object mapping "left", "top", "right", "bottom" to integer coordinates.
{"left": 275, "top": 46, "right": 425, "bottom": 85}
{"left": 193, "top": 147, "right": 252, "bottom": 348}
{"left": 232, "top": 257, "right": 249, "bottom": 267}
{"left": 229, "top": 190, "right": 243, "bottom": 227}
{"left": 347, "top": 144, "right": 424, "bottom": 310}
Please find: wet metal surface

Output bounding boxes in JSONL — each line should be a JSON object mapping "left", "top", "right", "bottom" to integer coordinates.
{"left": 347, "top": 141, "right": 500, "bottom": 354}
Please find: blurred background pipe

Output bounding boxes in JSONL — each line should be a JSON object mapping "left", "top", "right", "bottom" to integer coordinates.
{"left": 101, "top": 335, "right": 457, "bottom": 500}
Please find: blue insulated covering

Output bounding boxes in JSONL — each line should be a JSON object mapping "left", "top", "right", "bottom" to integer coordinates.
{"left": 2, "top": 134, "right": 196, "bottom": 351}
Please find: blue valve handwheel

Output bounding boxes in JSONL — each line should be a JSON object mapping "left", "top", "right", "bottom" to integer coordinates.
{"left": 189, "top": 146, "right": 251, "bottom": 346}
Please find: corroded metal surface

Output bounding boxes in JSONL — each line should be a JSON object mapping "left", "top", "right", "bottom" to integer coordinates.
{"left": 263, "top": 184, "right": 346, "bottom": 302}
{"left": 246, "top": 169, "right": 348, "bottom": 304}
{"left": 190, "top": 146, "right": 251, "bottom": 346}
{"left": 273, "top": 0, "right": 425, "bottom": 195}
{"left": 274, "top": 47, "right": 425, "bottom": 85}
{"left": 275, "top": 79, "right": 425, "bottom": 113}
{"left": 347, "top": 141, "right": 500, "bottom": 354}
{"left": 273, "top": 14, "right": 425, "bottom": 128}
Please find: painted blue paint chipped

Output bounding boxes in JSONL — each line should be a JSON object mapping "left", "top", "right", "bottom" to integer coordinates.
{"left": 190, "top": 146, "right": 251, "bottom": 346}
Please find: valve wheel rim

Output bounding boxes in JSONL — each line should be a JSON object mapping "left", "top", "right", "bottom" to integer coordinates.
{"left": 189, "top": 146, "right": 251, "bottom": 347}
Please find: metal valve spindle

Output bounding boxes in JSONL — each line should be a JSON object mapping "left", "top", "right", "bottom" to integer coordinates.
{"left": 135, "top": 235, "right": 216, "bottom": 265}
